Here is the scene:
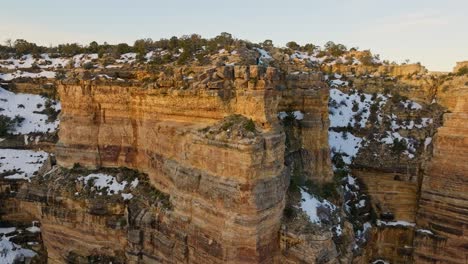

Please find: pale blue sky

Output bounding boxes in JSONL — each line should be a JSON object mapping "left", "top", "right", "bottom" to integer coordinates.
{"left": 1, "top": 0, "right": 467, "bottom": 71}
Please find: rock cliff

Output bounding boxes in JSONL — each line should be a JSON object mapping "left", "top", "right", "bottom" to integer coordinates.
{"left": 48, "top": 65, "right": 332, "bottom": 263}
{"left": 414, "top": 75, "right": 468, "bottom": 264}
{"left": 0, "top": 37, "right": 466, "bottom": 264}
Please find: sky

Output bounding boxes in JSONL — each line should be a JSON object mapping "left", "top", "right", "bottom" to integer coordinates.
{"left": 1, "top": 0, "right": 467, "bottom": 71}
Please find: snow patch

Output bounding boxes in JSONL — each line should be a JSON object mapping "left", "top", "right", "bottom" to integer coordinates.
{"left": 299, "top": 188, "right": 336, "bottom": 224}
{"left": 377, "top": 220, "right": 415, "bottom": 227}
{"left": 77, "top": 173, "right": 139, "bottom": 200}
{"left": 0, "top": 149, "right": 49, "bottom": 181}
{"left": 0, "top": 235, "right": 37, "bottom": 264}
{"left": 329, "top": 131, "right": 362, "bottom": 164}
{"left": 329, "top": 88, "right": 387, "bottom": 128}
{"left": 0, "top": 87, "right": 60, "bottom": 134}
{"left": 0, "top": 70, "right": 55, "bottom": 81}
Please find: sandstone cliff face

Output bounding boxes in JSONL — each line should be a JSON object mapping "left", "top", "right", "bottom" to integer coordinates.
{"left": 414, "top": 75, "right": 468, "bottom": 264}
{"left": 324, "top": 63, "right": 428, "bottom": 79}
{"left": 51, "top": 65, "right": 332, "bottom": 263}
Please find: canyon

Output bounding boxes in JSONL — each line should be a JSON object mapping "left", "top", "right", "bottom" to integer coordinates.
{"left": 0, "top": 38, "right": 466, "bottom": 264}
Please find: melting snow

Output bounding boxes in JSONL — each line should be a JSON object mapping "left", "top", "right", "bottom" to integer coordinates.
{"left": 78, "top": 173, "right": 139, "bottom": 200}
{"left": 328, "top": 131, "right": 362, "bottom": 164}
{"left": 78, "top": 173, "right": 127, "bottom": 195}
{"left": 330, "top": 79, "right": 348, "bottom": 87}
{"left": 130, "top": 178, "right": 139, "bottom": 188}
{"left": 116, "top": 53, "right": 137, "bottom": 64}
{"left": 390, "top": 115, "right": 432, "bottom": 130}
{"left": 329, "top": 88, "right": 387, "bottom": 128}
{"left": 401, "top": 100, "right": 422, "bottom": 110}
{"left": 424, "top": 137, "right": 432, "bottom": 150}
{"left": 0, "top": 235, "right": 37, "bottom": 264}
{"left": 299, "top": 188, "right": 336, "bottom": 224}
{"left": 377, "top": 220, "right": 415, "bottom": 227}
{"left": 372, "top": 260, "right": 390, "bottom": 264}
{"left": 25, "top": 222, "right": 40, "bottom": 233}
{"left": 0, "top": 70, "right": 56, "bottom": 81}
{"left": 0, "top": 149, "right": 49, "bottom": 181}
{"left": 380, "top": 131, "right": 416, "bottom": 158}
{"left": 417, "top": 228, "right": 434, "bottom": 235}
{"left": 0, "top": 87, "right": 60, "bottom": 134}
{"left": 255, "top": 48, "right": 272, "bottom": 60}
{"left": 121, "top": 193, "right": 134, "bottom": 200}
{"left": 0, "top": 228, "right": 16, "bottom": 235}
{"left": 278, "top": 111, "right": 304, "bottom": 120}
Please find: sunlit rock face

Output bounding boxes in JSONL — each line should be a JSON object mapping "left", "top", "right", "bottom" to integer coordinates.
{"left": 52, "top": 65, "right": 331, "bottom": 263}
{"left": 414, "top": 75, "right": 468, "bottom": 264}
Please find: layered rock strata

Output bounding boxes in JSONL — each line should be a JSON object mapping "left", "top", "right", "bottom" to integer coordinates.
{"left": 414, "top": 76, "right": 468, "bottom": 264}
{"left": 50, "top": 65, "right": 331, "bottom": 263}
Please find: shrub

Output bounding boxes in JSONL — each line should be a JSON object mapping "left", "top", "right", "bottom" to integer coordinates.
{"left": 304, "top": 180, "right": 339, "bottom": 200}
{"left": 0, "top": 115, "right": 23, "bottom": 136}
{"left": 302, "top": 43, "right": 317, "bottom": 54}
{"left": 352, "top": 101, "right": 359, "bottom": 112}
{"left": 324, "top": 41, "right": 347, "bottom": 57}
{"left": 357, "top": 50, "right": 374, "bottom": 66}
{"left": 360, "top": 94, "right": 366, "bottom": 102}
{"left": 244, "top": 119, "right": 256, "bottom": 132}
{"left": 286, "top": 41, "right": 300, "bottom": 50}
{"left": 368, "top": 103, "right": 379, "bottom": 124}
{"left": 83, "top": 62, "right": 94, "bottom": 70}
{"left": 332, "top": 153, "right": 346, "bottom": 169}
{"left": 456, "top": 66, "right": 468, "bottom": 76}
{"left": 391, "top": 138, "right": 407, "bottom": 155}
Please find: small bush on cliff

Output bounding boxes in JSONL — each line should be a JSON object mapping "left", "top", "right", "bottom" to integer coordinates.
{"left": 391, "top": 138, "right": 407, "bottom": 156}
{"left": 244, "top": 119, "right": 256, "bottom": 132}
{"left": 33, "top": 99, "right": 60, "bottom": 123}
{"left": 0, "top": 115, "right": 13, "bottom": 137}
{"left": 0, "top": 115, "right": 23, "bottom": 136}
{"left": 304, "top": 180, "right": 339, "bottom": 201}
{"left": 324, "top": 41, "right": 347, "bottom": 57}
{"left": 83, "top": 62, "right": 94, "bottom": 70}
{"left": 352, "top": 101, "right": 359, "bottom": 112}
{"left": 286, "top": 41, "right": 300, "bottom": 50}
{"left": 390, "top": 93, "right": 408, "bottom": 105}
{"left": 200, "top": 115, "right": 258, "bottom": 141}
{"left": 281, "top": 111, "right": 299, "bottom": 128}
{"left": 332, "top": 153, "right": 347, "bottom": 169}
{"left": 456, "top": 66, "right": 468, "bottom": 76}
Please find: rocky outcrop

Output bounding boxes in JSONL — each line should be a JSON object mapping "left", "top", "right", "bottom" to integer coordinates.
{"left": 414, "top": 75, "right": 468, "bottom": 264}
{"left": 324, "top": 63, "right": 428, "bottom": 78}
{"left": 48, "top": 65, "right": 332, "bottom": 263}
{"left": 453, "top": 61, "right": 468, "bottom": 73}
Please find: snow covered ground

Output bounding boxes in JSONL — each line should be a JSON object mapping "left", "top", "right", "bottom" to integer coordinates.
{"left": 328, "top": 88, "right": 387, "bottom": 128}
{"left": 380, "top": 131, "right": 417, "bottom": 159}
{"left": 299, "top": 188, "right": 336, "bottom": 224}
{"left": 390, "top": 115, "right": 432, "bottom": 130}
{"left": 77, "top": 173, "right": 138, "bottom": 200}
{"left": 0, "top": 236, "right": 37, "bottom": 264}
{"left": 416, "top": 228, "right": 434, "bottom": 235}
{"left": 329, "top": 131, "right": 362, "bottom": 164}
{"left": 0, "top": 222, "right": 41, "bottom": 264}
{"left": 328, "top": 85, "right": 434, "bottom": 161}
{"left": 0, "top": 87, "right": 60, "bottom": 134}
{"left": 0, "top": 70, "right": 56, "bottom": 81}
{"left": 377, "top": 220, "right": 415, "bottom": 227}
{"left": 0, "top": 149, "right": 49, "bottom": 181}
{"left": 0, "top": 51, "right": 162, "bottom": 79}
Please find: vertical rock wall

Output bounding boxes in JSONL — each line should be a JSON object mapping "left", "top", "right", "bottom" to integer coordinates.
{"left": 53, "top": 66, "right": 332, "bottom": 263}
{"left": 414, "top": 76, "right": 468, "bottom": 263}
